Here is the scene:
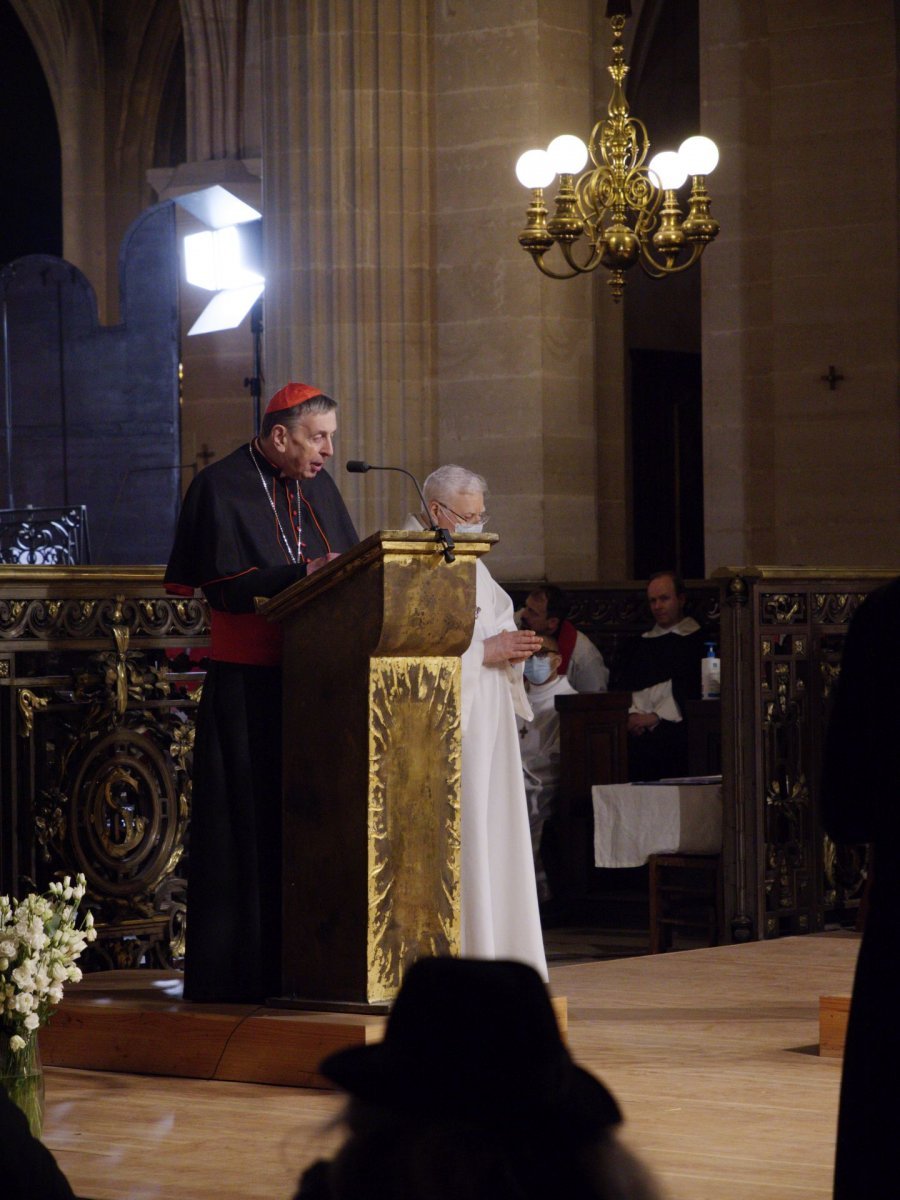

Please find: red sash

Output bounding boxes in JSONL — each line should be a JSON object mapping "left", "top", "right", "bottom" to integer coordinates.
{"left": 210, "top": 610, "right": 283, "bottom": 666}
{"left": 557, "top": 618, "right": 577, "bottom": 675}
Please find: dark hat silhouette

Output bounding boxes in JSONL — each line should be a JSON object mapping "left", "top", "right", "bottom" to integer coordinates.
{"left": 319, "top": 957, "right": 622, "bottom": 1135}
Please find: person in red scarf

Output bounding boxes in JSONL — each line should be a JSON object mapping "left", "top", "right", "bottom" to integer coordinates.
{"left": 165, "top": 383, "right": 358, "bottom": 1002}
{"left": 519, "top": 584, "right": 609, "bottom": 692}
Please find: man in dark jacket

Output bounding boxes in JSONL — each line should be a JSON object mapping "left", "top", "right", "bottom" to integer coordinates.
{"left": 165, "top": 382, "right": 359, "bottom": 1002}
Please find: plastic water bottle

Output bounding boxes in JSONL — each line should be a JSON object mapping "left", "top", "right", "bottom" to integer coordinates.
{"left": 701, "top": 641, "right": 720, "bottom": 699}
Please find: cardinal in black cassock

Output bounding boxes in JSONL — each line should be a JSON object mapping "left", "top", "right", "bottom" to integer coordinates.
{"left": 165, "top": 382, "right": 358, "bottom": 1002}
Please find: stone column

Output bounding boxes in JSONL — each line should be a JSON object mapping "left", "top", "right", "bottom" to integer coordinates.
{"left": 432, "top": 1, "right": 599, "bottom": 581}
{"left": 259, "top": 1, "right": 436, "bottom": 537}
{"left": 700, "top": 0, "right": 899, "bottom": 569}
{"left": 151, "top": 0, "right": 263, "bottom": 478}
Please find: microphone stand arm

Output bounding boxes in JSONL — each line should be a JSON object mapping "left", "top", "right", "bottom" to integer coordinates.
{"left": 350, "top": 462, "right": 455, "bottom": 563}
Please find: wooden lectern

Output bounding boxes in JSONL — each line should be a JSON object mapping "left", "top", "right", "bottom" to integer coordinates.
{"left": 260, "top": 529, "right": 494, "bottom": 1011}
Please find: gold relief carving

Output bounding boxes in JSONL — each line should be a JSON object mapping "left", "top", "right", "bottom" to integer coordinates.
{"left": 0, "top": 595, "right": 209, "bottom": 642}
{"left": 820, "top": 659, "right": 840, "bottom": 700}
{"left": 762, "top": 639, "right": 773, "bottom": 657}
{"left": 367, "top": 656, "right": 461, "bottom": 1003}
{"left": 112, "top": 624, "right": 131, "bottom": 715}
{"left": 812, "top": 592, "right": 867, "bottom": 625}
{"left": 35, "top": 792, "right": 67, "bottom": 858}
{"left": 765, "top": 915, "right": 777, "bottom": 937}
{"left": 0, "top": 659, "right": 9, "bottom": 677}
{"left": 763, "top": 593, "right": 805, "bottom": 625}
{"left": 170, "top": 723, "right": 195, "bottom": 774}
{"left": 794, "top": 637, "right": 806, "bottom": 656}
{"left": 95, "top": 765, "right": 148, "bottom": 857}
{"left": 70, "top": 726, "right": 184, "bottom": 897}
{"left": 17, "top": 687, "right": 49, "bottom": 738}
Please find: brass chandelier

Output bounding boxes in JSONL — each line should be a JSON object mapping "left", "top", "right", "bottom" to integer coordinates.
{"left": 515, "top": 2, "right": 719, "bottom": 301}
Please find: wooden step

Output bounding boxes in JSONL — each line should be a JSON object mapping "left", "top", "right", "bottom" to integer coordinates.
{"left": 819, "top": 994, "right": 850, "bottom": 1058}
{"left": 39, "top": 969, "right": 567, "bottom": 1088}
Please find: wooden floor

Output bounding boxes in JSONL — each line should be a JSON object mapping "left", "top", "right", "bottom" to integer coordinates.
{"left": 44, "top": 932, "right": 859, "bottom": 1200}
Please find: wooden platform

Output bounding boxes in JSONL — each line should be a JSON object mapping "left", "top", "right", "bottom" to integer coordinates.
{"left": 40, "top": 970, "right": 567, "bottom": 1088}
{"left": 43, "top": 933, "right": 860, "bottom": 1200}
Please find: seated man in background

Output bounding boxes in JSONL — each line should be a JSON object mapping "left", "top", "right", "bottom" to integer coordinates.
{"left": 613, "top": 570, "right": 705, "bottom": 781}
{"left": 518, "top": 634, "right": 577, "bottom": 902}
{"left": 519, "top": 583, "right": 609, "bottom": 692}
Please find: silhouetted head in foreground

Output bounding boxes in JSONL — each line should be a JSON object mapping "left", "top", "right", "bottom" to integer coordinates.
{"left": 294, "top": 956, "right": 662, "bottom": 1200}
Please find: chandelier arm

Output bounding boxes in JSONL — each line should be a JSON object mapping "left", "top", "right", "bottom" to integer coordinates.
{"left": 558, "top": 241, "right": 604, "bottom": 275}
{"left": 638, "top": 242, "right": 705, "bottom": 278}
{"left": 530, "top": 253, "right": 586, "bottom": 281}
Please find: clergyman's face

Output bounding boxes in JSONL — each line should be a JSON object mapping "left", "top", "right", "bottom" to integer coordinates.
{"left": 647, "top": 575, "right": 685, "bottom": 629}
{"left": 428, "top": 489, "right": 485, "bottom": 534}
{"left": 521, "top": 592, "right": 558, "bottom": 636}
{"left": 273, "top": 410, "right": 337, "bottom": 480}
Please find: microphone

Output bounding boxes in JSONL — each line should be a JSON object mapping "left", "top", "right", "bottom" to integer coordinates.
{"left": 346, "top": 460, "right": 455, "bottom": 563}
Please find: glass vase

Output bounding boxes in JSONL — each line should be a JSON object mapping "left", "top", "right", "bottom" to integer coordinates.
{"left": 0, "top": 1030, "right": 45, "bottom": 1138}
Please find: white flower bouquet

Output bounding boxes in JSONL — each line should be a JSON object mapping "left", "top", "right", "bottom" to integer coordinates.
{"left": 0, "top": 873, "right": 97, "bottom": 1135}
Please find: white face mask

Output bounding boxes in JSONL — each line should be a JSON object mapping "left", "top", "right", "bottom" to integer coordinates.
{"left": 454, "top": 522, "right": 483, "bottom": 534}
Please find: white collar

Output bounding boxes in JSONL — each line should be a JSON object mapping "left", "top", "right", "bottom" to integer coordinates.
{"left": 642, "top": 616, "right": 701, "bottom": 639}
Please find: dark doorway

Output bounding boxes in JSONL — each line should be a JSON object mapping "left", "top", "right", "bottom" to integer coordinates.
{"left": 630, "top": 349, "right": 705, "bottom": 579}
{"left": 0, "top": 0, "right": 62, "bottom": 264}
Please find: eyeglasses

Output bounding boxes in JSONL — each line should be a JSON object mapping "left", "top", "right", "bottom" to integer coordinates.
{"left": 437, "top": 502, "right": 489, "bottom": 526}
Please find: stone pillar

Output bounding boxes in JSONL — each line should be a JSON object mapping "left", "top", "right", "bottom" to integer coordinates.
{"left": 259, "top": 1, "right": 436, "bottom": 537}
{"left": 181, "top": 0, "right": 249, "bottom": 161}
{"left": 701, "top": 0, "right": 899, "bottom": 569}
{"left": 151, "top": 0, "right": 263, "bottom": 480}
{"left": 432, "top": 1, "right": 598, "bottom": 581}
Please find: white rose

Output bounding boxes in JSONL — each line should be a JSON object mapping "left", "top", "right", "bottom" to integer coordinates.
{"left": 48, "top": 984, "right": 64, "bottom": 1003}
{"left": 51, "top": 962, "right": 67, "bottom": 981}
{"left": 67, "top": 966, "right": 83, "bottom": 983}
{"left": 9, "top": 1034, "right": 26, "bottom": 1052}
{"left": 11, "top": 964, "right": 35, "bottom": 990}
{"left": 0, "top": 939, "right": 16, "bottom": 956}
{"left": 23, "top": 1012, "right": 40, "bottom": 1031}
{"left": 13, "top": 991, "right": 34, "bottom": 1013}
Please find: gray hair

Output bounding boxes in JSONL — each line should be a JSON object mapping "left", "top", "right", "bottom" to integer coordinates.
{"left": 423, "top": 464, "right": 488, "bottom": 505}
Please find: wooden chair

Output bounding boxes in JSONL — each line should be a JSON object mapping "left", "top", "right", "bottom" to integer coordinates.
{"left": 648, "top": 853, "right": 722, "bottom": 953}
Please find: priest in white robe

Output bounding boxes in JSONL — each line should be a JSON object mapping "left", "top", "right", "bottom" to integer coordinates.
{"left": 404, "top": 464, "right": 549, "bottom": 980}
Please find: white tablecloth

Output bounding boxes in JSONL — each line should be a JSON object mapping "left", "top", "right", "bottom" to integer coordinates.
{"left": 592, "top": 781, "right": 723, "bottom": 868}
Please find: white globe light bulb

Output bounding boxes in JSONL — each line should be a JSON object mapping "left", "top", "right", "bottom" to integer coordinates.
{"left": 648, "top": 150, "right": 687, "bottom": 191}
{"left": 515, "top": 149, "right": 556, "bottom": 189}
{"left": 678, "top": 135, "right": 719, "bottom": 176}
{"left": 546, "top": 134, "right": 588, "bottom": 175}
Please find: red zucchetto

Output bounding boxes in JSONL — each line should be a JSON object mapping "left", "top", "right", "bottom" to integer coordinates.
{"left": 264, "top": 382, "right": 323, "bottom": 415}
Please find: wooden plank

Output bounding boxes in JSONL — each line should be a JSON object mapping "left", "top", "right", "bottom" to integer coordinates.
{"left": 39, "top": 973, "right": 386, "bottom": 1087}
{"left": 819, "top": 994, "right": 851, "bottom": 1058}
{"left": 214, "top": 1011, "right": 384, "bottom": 1088}
{"left": 40, "top": 1003, "right": 250, "bottom": 1078}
